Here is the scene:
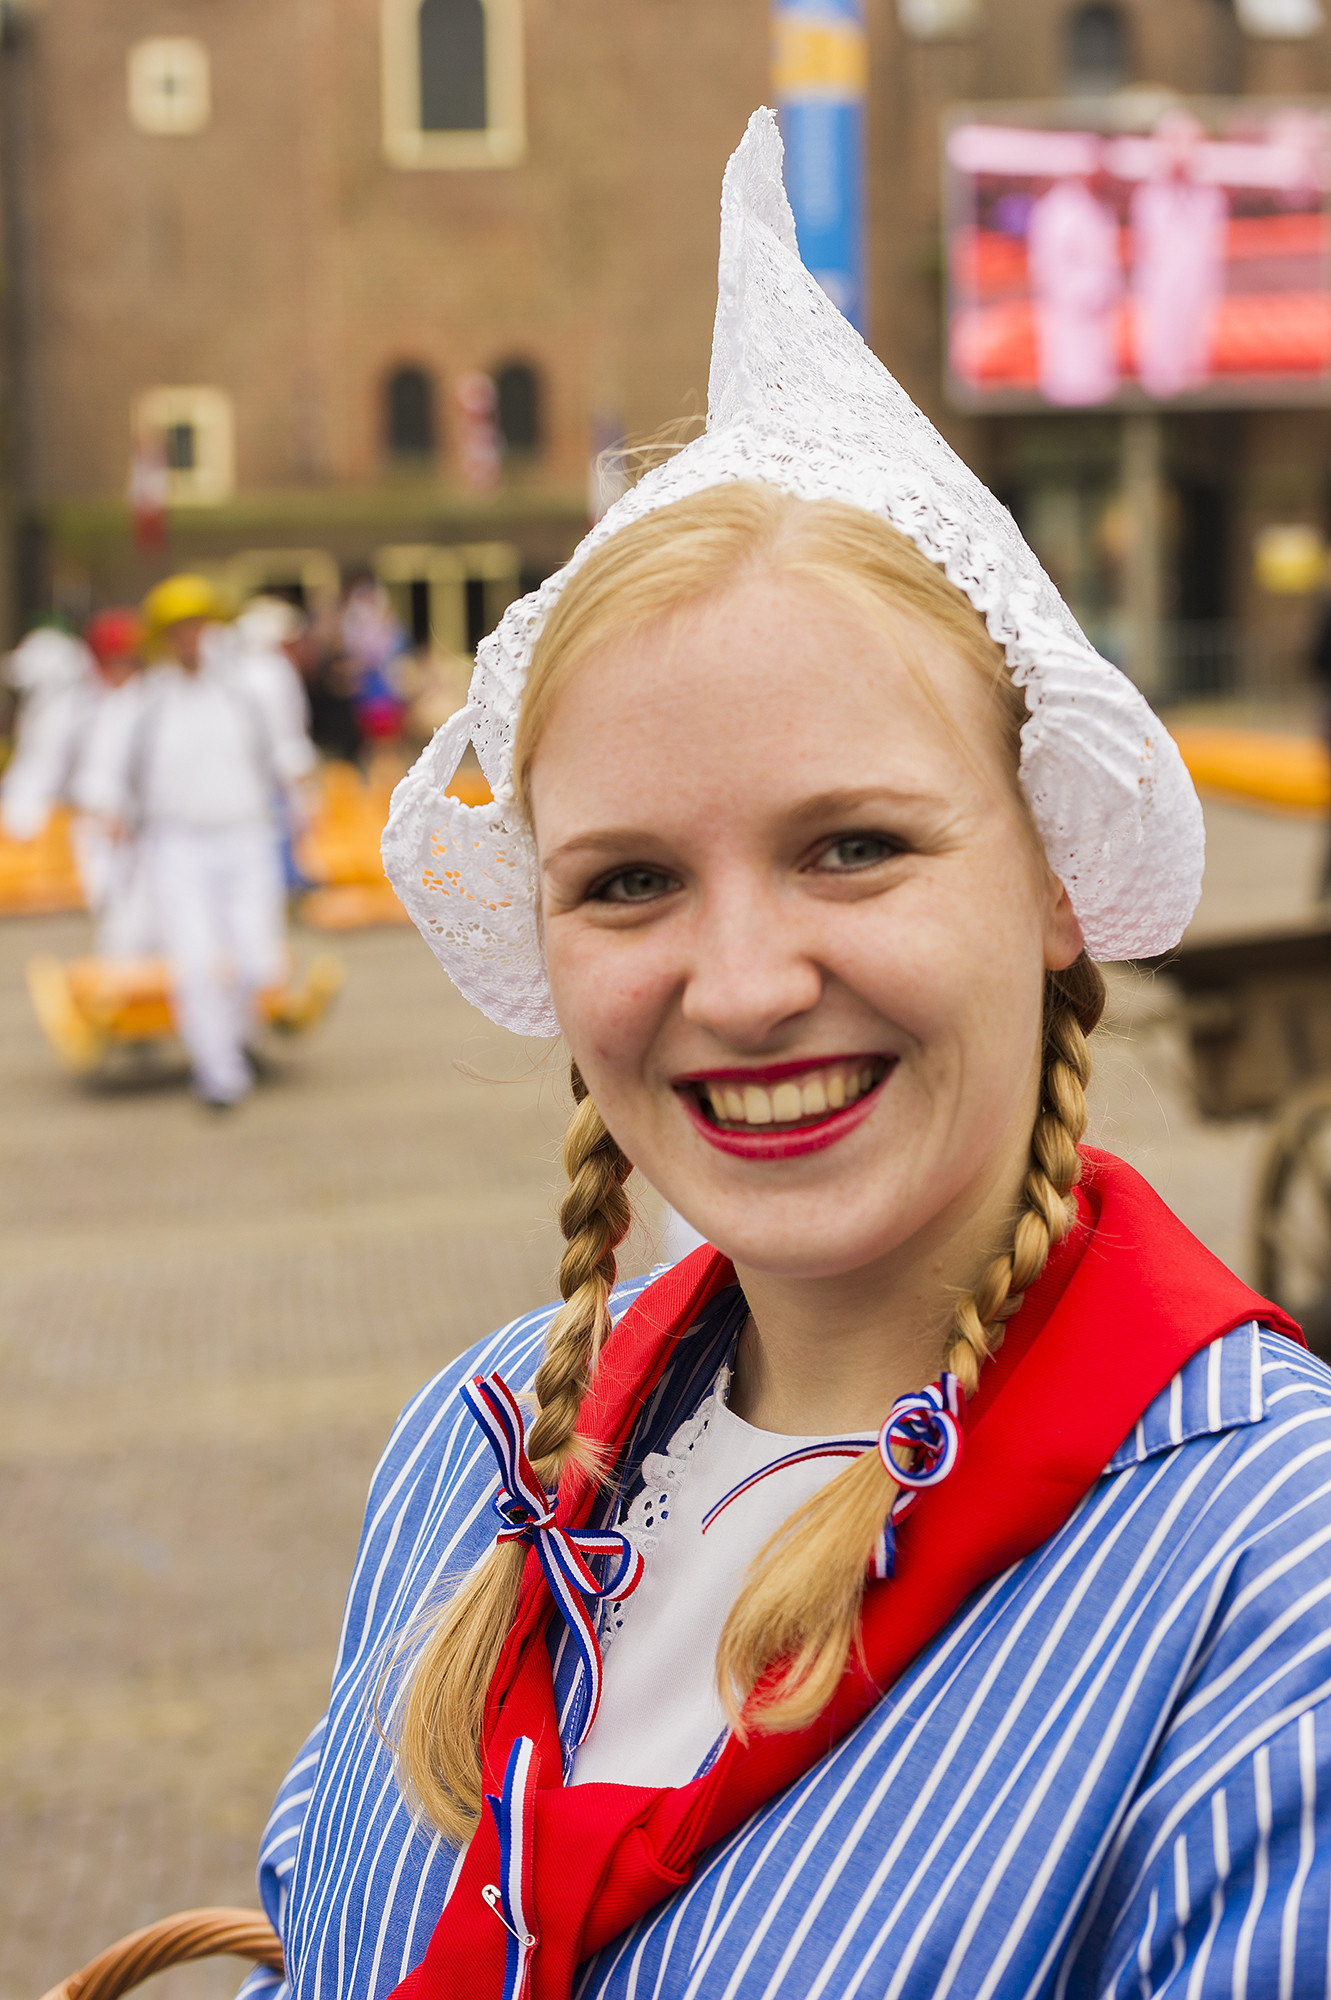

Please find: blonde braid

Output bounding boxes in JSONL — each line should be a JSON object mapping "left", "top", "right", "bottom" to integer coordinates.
{"left": 388, "top": 1061, "right": 632, "bottom": 1842}
{"left": 944, "top": 961, "right": 1100, "bottom": 1392}
{"left": 528, "top": 1065, "right": 633, "bottom": 1479}
{"left": 716, "top": 956, "right": 1106, "bottom": 1736}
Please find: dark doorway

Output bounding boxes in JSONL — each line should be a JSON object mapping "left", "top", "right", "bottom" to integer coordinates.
{"left": 385, "top": 365, "right": 437, "bottom": 460}
{"left": 495, "top": 362, "right": 541, "bottom": 455}
{"left": 409, "top": 579, "right": 431, "bottom": 648}
{"left": 1176, "top": 478, "right": 1230, "bottom": 623}
{"left": 465, "top": 576, "right": 488, "bottom": 652}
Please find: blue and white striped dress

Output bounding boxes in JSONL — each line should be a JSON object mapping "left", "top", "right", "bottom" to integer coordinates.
{"left": 242, "top": 1276, "right": 1331, "bottom": 1999}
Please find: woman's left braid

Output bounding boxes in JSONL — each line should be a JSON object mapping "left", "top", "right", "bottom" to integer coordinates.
{"left": 528, "top": 1063, "right": 634, "bottom": 1482}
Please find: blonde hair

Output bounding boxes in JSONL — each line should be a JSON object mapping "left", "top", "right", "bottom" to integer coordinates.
{"left": 391, "top": 483, "right": 1105, "bottom": 1842}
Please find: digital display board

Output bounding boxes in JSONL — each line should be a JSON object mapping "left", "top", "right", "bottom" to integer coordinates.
{"left": 944, "top": 103, "right": 1331, "bottom": 410}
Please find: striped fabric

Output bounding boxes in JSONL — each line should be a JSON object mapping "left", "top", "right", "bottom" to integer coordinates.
{"left": 239, "top": 1281, "right": 1331, "bottom": 2000}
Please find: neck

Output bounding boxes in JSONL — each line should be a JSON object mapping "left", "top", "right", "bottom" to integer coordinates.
{"left": 726, "top": 1150, "right": 1031, "bottom": 1436}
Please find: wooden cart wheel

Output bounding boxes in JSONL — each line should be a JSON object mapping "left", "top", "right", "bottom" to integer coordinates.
{"left": 36, "top": 1907, "right": 283, "bottom": 2000}
{"left": 1254, "top": 1077, "right": 1331, "bottom": 1359}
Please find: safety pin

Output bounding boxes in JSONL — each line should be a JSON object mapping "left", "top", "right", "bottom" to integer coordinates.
{"left": 482, "top": 1882, "right": 537, "bottom": 1948}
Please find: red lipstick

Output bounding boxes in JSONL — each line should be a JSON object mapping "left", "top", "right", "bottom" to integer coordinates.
{"left": 675, "top": 1056, "right": 896, "bottom": 1161}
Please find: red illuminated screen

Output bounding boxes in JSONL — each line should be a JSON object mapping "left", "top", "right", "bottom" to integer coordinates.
{"left": 945, "top": 108, "right": 1331, "bottom": 408}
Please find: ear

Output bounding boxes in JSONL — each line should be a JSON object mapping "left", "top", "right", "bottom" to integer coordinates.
{"left": 1042, "top": 871, "right": 1085, "bottom": 973}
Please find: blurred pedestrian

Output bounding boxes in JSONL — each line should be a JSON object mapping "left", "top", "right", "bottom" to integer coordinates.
{"left": 290, "top": 595, "right": 362, "bottom": 765}
{"left": 225, "top": 594, "right": 320, "bottom": 887}
{"left": 340, "top": 566, "right": 408, "bottom": 747}
{"left": 1, "top": 612, "right": 160, "bottom": 956}
{"left": 80, "top": 575, "right": 315, "bottom": 1108}
{"left": 0, "top": 623, "right": 99, "bottom": 841}
{"left": 67, "top": 609, "right": 156, "bottom": 957}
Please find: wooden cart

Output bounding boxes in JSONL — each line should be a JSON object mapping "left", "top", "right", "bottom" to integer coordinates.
{"left": 1155, "top": 922, "right": 1331, "bottom": 1353}
{"left": 23, "top": 952, "right": 344, "bottom": 1078}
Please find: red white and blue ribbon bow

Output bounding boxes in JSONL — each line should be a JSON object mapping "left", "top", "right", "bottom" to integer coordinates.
{"left": 870, "top": 1373, "right": 965, "bottom": 1580}
{"left": 461, "top": 1372, "right": 645, "bottom": 1744}
{"left": 482, "top": 1735, "right": 539, "bottom": 2000}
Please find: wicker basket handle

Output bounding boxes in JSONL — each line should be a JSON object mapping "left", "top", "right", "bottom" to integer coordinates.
{"left": 37, "top": 1907, "right": 284, "bottom": 2000}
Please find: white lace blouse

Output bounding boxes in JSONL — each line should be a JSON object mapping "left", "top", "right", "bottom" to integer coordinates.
{"left": 570, "top": 1367, "right": 876, "bottom": 1789}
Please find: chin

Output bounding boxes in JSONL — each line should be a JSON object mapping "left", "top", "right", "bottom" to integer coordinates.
{"left": 674, "top": 1194, "right": 905, "bottom": 1283}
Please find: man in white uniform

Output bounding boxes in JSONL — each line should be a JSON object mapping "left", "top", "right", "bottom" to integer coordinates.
{"left": 3, "top": 613, "right": 155, "bottom": 956}
{"left": 81, "top": 575, "right": 317, "bottom": 1107}
{"left": 1, "top": 624, "right": 100, "bottom": 842}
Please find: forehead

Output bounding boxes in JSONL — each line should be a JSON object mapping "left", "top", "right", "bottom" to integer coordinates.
{"left": 527, "top": 573, "right": 1018, "bottom": 824}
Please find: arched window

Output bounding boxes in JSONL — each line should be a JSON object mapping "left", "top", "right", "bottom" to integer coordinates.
{"left": 381, "top": 0, "right": 524, "bottom": 169}
{"left": 385, "top": 365, "right": 437, "bottom": 459}
{"left": 1065, "top": 2, "right": 1129, "bottom": 92}
{"left": 419, "top": 0, "right": 486, "bottom": 132}
{"left": 495, "top": 361, "right": 541, "bottom": 455}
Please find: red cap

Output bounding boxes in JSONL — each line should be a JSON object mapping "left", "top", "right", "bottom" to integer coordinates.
{"left": 84, "top": 608, "right": 144, "bottom": 665}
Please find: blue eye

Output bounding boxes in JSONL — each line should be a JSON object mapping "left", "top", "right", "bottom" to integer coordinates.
{"left": 815, "top": 834, "right": 899, "bottom": 872}
{"left": 593, "top": 866, "right": 676, "bottom": 904}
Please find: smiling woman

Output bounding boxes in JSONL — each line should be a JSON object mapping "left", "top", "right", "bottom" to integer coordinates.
{"left": 243, "top": 111, "right": 1331, "bottom": 2000}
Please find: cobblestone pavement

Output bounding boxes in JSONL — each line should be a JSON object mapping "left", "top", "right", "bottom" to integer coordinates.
{"left": 0, "top": 794, "right": 1324, "bottom": 2000}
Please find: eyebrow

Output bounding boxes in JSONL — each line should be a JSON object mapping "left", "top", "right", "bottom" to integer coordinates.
{"left": 539, "top": 786, "right": 951, "bottom": 870}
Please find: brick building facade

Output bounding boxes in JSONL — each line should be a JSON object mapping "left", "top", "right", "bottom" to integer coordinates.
{"left": 0, "top": 0, "right": 1329, "bottom": 692}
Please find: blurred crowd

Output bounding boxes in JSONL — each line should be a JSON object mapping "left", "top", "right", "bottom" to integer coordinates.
{"left": 0, "top": 567, "right": 430, "bottom": 1107}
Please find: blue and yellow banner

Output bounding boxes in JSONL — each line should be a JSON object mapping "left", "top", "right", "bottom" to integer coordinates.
{"left": 772, "top": 0, "right": 867, "bottom": 332}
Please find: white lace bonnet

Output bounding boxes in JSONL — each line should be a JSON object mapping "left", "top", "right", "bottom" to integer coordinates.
{"left": 382, "top": 108, "right": 1204, "bottom": 1038}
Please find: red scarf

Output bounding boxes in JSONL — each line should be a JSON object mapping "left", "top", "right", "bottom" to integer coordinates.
{"left": 391, "top": 1150, "right": 1302, "bottom": 2000}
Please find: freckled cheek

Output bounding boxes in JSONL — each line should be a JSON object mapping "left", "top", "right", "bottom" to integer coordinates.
{"left": 545, "top": 933, "right": 674, "bottom": 1086}
{"left": 830, "top": 917, "right": 976, "bottom": 1047}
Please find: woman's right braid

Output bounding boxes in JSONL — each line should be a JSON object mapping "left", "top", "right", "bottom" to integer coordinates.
{"left": 527, "top": 1062, "right": 633, "bottom": 1481}
{"left": 943, "top": 959, "right": 1104, "bottom": 1394}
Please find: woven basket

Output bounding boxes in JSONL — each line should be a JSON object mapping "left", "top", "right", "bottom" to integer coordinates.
{"left": 37, "top": 1907, "right": 283, "bottom": 2000}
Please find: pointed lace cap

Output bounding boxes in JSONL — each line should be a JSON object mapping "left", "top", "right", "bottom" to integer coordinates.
{"left": 383, "top": 108, "right": 1204, "bottom": 1037}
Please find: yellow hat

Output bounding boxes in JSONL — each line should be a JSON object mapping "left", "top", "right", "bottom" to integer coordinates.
{"left": 141, "top": 574, "right": 226, "bottom": 641}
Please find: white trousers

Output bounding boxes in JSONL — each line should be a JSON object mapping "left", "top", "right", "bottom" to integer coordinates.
{"left": 70, "top": 818, "right": 158, "bottom": 960}
{"left": 147, "top": 824, "right": 286, "bottom": 1102}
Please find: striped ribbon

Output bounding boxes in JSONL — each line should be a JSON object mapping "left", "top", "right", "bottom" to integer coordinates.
{"left": 699, "top": 1439, "right": 877, "bottom": 1534}
{"left": 870, "top": 1373, "right": 965, "bottom": 1580}
{"left": 482, "top": 1734, "right": 539, "bottom": 2000}
{"left": 461, "top": 1372, "right": 645, "bottom": 1744}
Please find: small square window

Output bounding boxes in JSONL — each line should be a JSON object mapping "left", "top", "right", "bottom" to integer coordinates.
{"left": 164, "top": 421, "right": 197, "bottom": 473}
{"left": 128, "top": 38, "right": 211, "bottom": 137}
{"left": 134, "top": 387, "right": 234, "bottom": 505}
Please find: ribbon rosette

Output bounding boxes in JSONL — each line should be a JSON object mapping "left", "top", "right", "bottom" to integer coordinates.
{"left": 461, "top": 1372, "right": 644, "bottom": 1744}
{"left": 870, "top": 1372, "right": 965, "bottom": 1580}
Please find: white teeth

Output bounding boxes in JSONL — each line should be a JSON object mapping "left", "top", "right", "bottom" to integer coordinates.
{"left": 771, "top": 1082, "right": 802, "bottom": 1122}
{"left": 701, "top": 1061, "right": 886, "bottom": 1128}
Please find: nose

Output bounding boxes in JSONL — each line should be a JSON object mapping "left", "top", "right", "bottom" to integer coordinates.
{"left": 679, "top": 879, "right": 823, "bottom": 1050}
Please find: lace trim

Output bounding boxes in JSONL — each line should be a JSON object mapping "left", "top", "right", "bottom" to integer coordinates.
{"left": 598, "top": 1364, "right": 729, "bottom": 1657}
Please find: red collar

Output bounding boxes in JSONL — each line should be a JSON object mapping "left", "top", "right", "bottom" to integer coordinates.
{"left": 391, "top": 1150, "right": 1301, "bottom": 2000}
